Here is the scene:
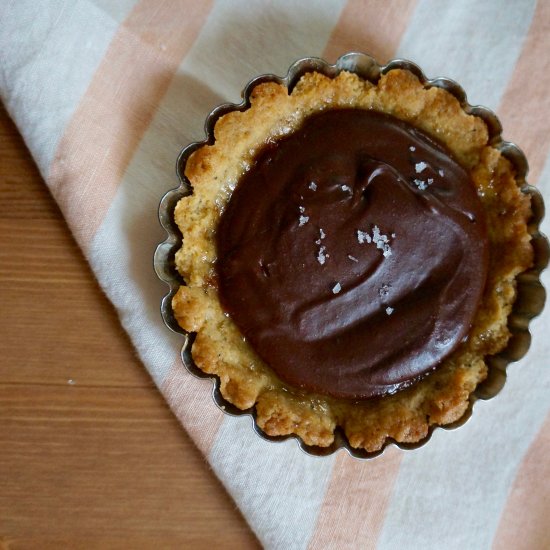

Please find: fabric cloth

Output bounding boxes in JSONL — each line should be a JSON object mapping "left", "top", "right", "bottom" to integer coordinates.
{"left": 2, "top": 1, "right": 549, "bottom": 548}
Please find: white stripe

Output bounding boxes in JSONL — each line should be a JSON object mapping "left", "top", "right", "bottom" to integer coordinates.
{"left": 210, "top": 415, "right": 336, "bottom": 550}
{"left": 90, "top": 0, "right": 137, "bottom": 22}
{"left": 0, "top": 0, "right": 136, "bottom": 176}
{"left": 88, "top": 184, "right": 186, "bottom": 386}
{"left": 183, "top": 0, "right": 348, "bottom": 106}
{"left": 397, "top": 0, "right": 537, "bottom": 110}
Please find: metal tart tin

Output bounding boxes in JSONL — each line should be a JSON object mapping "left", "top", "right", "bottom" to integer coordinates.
{"left": 154, "top": 52, "right": 549, "bottom": 459}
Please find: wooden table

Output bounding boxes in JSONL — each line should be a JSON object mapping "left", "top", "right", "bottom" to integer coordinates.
{"left": 0, "top": 105, "right": 260, "bottom": 549}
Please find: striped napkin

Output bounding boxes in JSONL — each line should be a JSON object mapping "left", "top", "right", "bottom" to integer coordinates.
{"left": 2, "top": 1, "right": 549, "bottom": 548}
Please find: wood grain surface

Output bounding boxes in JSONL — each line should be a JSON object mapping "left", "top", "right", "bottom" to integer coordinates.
{"left": 0, "top": 105, "right": 260, "bottom": 550}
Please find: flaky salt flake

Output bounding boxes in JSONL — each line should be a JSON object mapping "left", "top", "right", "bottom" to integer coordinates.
{"left": 414, "top": 178, "right": 428, "bottom": 191}
{"left": 415, "top": 161, "right": 428, "bottom": 173}
{"left": 385, "top": 307, "right": 394, "bottom": 315}
{"left": 332, "top": 282, "right": 342, "bottom": 294}
{"left": 320, "top": 228, "right": 326, "bottom": 240}
{"left": 341, "top": 184, "right": 351, "bottom": 192}
{"left": 309, "top": 182, "right": 317, "bottom": 191}
{"left": 348, "top": 255, "right": 359, "bottom": 262}
{"left": 357, "top": 230, "right": 371, "bottom": 244}
{"left": 299, "top": 206, "right": 305, "bottom": 213}
{"left": 372, "top": 225, "right": 388, "bottom": 243}
{"left": 409, "top": 146, "right": 416, "bottom": 152}
{"left": 315, "top": 239, "right": 321, "bottom": 245}
{"left": 438, "top": 169, "right": 444, "bottom": 177}
{"left": 317, "top": 245, "right": 327, "bottom": 265}
{"left": 427, "top": 178, "right": 434, "bottom": 185}
{"left": 372, "top": 225, "right": 393, "bottom": 258}
{"left": 299, "top": 215, "right": 309, "bottom": 226}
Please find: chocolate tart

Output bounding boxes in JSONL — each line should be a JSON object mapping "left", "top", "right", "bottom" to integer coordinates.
{"left": 155, "top": 53, "right": 548, "bottom": 458}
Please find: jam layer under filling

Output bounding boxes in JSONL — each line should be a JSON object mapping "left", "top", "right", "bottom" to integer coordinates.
{"left": 216, "top": 109, "right": 489, "bottom": 399}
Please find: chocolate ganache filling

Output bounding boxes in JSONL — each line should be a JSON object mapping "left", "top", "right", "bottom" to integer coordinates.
{"left": 216, "top": 109, "right": 489, "bottom": 399}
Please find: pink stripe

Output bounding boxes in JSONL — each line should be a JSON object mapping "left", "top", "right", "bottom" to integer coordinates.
{"left": 309, "top": 448, "right": 403, "bottom": 549}
{"left": 324, "top": 0, "right": 418, "bottom": 64}
{"left": 48, "top": 0, "right": 213, "bottom": 252}
{"left": 497, "top": 0, "right": 550, "bottom": 184}
{"left": 161, "top": 359, "right": 225, "bottom": 456}
{"left": 492, "top": 413, "right": 550, "bottom": 550}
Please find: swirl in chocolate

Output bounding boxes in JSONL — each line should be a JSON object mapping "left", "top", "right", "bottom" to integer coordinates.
{"left": 216, "top": 109, "right": 489, "bottom": 399}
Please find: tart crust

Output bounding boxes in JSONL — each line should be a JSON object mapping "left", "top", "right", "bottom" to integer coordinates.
{"left": 172, "top": 69, "right": 533, "bottom": 452}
